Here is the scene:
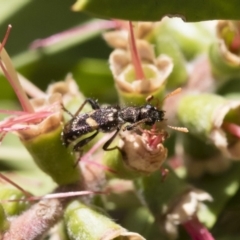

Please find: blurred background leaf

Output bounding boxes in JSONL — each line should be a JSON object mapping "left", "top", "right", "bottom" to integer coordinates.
{"left": 0, "top": 0, "right": 114, "bottom": 102}
{"left": 72, "top": 0, "right": 240, "bottom": 22}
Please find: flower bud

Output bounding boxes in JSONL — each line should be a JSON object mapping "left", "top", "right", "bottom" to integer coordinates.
{"left": 177, "top": 94, "right": 240, "bottom": 159}
{"left": 155, "top": 18, "right": 214, "bottom": 60}
{"left": 64, "top": 200, "right": 145, "bottom": 240}
{"left": 209, "top": 21, "right": 240, "bottom": 81}
{"left": 17, "top": 93, "right": 81, "bottom": 185}
{"left": 109, "top": 40, "right": 173, "bottom": 105}
{"left": 103, "top": 128, "right": 168, "bottom": 179}
{"left": 180, "top": 133, "right": 231, "bottom": 178}
{"left": 118, "top": 130, "right": 168, "bottom": 174}
{"left": 155, "top": 35, "right": 188, "bottom": 89}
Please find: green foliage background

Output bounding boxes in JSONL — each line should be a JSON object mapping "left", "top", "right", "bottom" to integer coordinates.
{"left": 1, "top": 1, "right": 240, "bottom": 240}
{"left": 0, "top": 0, "right": 115, "bottom": 103}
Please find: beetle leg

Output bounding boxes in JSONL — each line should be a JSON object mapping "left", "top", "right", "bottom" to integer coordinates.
{"left": 61, "top": 103, "right": 74, "bottom": 117}
{"left": 123, "top": 118, "right": 150, "bottom": 131}
{"left": 73, "top": 149, "right": 84, "bottom": 167}
{"left": 61, "top": 98, "right": 100, "bottom": 118}
{"left": 102, "top": 128, "right": 121, "bottom": 151}
{"left": 73, "top": 130, "right": 99, "bottom": 152}
{"left": 74, "top": 98, "right": 100, "bottom": 117}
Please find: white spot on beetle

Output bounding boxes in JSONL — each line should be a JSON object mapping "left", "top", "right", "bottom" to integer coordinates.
{"left": 86, "top": 118, "right": 98, "bottom": 129}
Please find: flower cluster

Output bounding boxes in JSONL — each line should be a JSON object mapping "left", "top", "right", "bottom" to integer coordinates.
{"left": 1, "top": 17, "right": 240, "bottom": 240}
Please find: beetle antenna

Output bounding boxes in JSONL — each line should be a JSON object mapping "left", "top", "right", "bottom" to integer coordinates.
{"left": 146, "top": 95, "right": 154, "bottom": 102}
{"left": 146, "top": 88, "right": 182, "bottom": 109}
{"left": 146, "top": 95, "right": 161, "bottom": 108}
{"left": 167, "top": 125, "right": 188, "bottom": 133}
{"left": 146, "top": 88, "right": 188, "bottom": 133}
{"left": 163, "top": 88, "right": 182, "bottom": 102}
{"left": 164, "top": 88, "right": 187, "bottom": 133}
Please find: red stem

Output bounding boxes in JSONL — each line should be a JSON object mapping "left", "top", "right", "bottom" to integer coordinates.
{"left": 183, "top": 217, "right": 215, "bottom": 240}
{"left": 0, "top": 25, "right": 11, "bottom": 53}
{"left": 128, "top": 22, "right": 145, "bottom": 80}
{"left": 0, "top": 173, "right": 32, "bottom": 197}
{"left": 30, "top": 20, "right": 118, "bottom": 49}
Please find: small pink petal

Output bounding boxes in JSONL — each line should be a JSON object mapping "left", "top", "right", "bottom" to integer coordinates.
{"left": 230, "top": 35, "right": 240, "bottom": 52}
{"left": 222, "top": 122, "right": 240, "bottom": 139}
{"left": 0, "top": 109, "right": 29, "bottom": 115}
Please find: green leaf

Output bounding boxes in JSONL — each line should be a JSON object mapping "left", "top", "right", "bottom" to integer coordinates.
{"left": 0, "top": 0, "right": 31, "bottom": 25}
{"left": 72, "top": 0, "right": 240, "bottom": 22}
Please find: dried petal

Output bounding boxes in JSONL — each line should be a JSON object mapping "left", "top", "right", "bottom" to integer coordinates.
{"left": 118, "top": 130, "right": 168, "bottom": 174}
{"left": 17, "top": 93, "right": 62, "bottom": 141}
{"left": 211, "top": 100, "right": 240, "bottom": 159}
{"left": 103, "top": 30, "right": 128, "bottom": 49}
{"left": 163, "top": 188, "right": 212, "bottom": 239}
{"left": 46, "top": 74, "right": 84, "bottom": 104}
{"left": 110, "top": 43, "right": 173, "bottom": 95}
